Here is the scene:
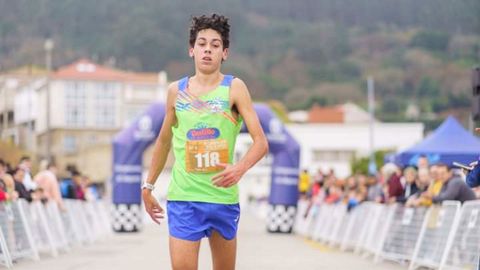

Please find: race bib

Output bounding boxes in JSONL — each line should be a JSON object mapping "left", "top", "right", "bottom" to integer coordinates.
{"left": 186, "top": 139, "right": 229, "bottom": 173}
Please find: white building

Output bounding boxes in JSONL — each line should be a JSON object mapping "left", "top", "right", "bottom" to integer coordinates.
{"left": 8, "top": 59, "right": 168, "bottom": 181}
{"left": 286, "top": 123, "right": 424, "bottom": 178}
{"left": 0, "top": 66, "right": 47, "bottom": 146}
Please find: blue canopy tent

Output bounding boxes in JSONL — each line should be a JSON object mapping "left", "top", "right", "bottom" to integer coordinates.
{"left": 387, "top": 116, "right": 480, "bottom": 167}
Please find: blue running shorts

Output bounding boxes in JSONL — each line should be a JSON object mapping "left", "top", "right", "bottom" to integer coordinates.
{"left": 166, "top": 201, "right": 240, "bottom": 241}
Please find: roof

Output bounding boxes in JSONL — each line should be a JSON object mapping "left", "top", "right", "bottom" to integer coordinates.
{"left": 52, "top": 59, "right": 158, "bottom": 83}
{"left": 308, "top": 104, "right": 344, "bottom": 123}
{"left": 307, "top": 102, "right": 376, "bottom": 123}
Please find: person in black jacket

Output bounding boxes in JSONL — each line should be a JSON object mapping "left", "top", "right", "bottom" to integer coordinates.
{"left": 11, "top": 167, "right": 32, "bottom": 202}
{"left": 397, "top": 166, "right": 419, "bottom": 204}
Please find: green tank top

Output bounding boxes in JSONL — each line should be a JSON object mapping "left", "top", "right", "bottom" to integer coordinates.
{"left": 167, "top": 75, "right": 243, "bottom": 204}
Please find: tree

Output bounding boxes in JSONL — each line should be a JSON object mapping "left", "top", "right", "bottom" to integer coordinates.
{"left": 410, "top": 30, "right": 450, "bottom": 52}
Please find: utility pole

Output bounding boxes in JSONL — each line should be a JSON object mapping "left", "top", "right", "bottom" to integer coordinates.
{"left": 0, "top": 78, "right": 6, "bottom": 140}
{"left": 44, "top": 39, "right": 54, "bottom": 161}
{"left": 367, "top": 76, "right": 376, "bottom": 175}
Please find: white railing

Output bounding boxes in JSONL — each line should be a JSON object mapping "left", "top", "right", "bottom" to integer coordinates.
{"left": 0, "top": 199, "right": 112, "bottom": 268}
{"left": 439, "top": 200, "right": 480, "bottom": 270}
{"left": 293, "top": 199, "right": 480, "bottom": 270}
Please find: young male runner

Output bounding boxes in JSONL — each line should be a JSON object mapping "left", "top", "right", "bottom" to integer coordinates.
{"left": 142, "top": 14, "right": 268, "bottom": 270}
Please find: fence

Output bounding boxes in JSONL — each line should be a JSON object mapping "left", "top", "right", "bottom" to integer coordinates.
{"left": 440, "top": 200, "right": 480, "bottom": 270}
{"left": 0, "top": 199, "right": 111, "bottom": 268}
{"left": 293, "top": 199, "right": 480, "bottom": 270}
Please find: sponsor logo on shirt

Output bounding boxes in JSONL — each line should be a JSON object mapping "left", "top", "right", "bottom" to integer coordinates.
{"left": 187, "top": 127, "right": 220, "bottom": 140}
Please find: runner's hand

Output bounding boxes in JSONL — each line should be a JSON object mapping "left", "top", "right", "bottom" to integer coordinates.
{"left": 212, "top": 163, "right": 246, "bottom": 188}
{"left": 142, "top": 190, "right": 164, "bottom": 224}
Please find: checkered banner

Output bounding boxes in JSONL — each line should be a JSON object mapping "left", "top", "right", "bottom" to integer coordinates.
{"left": 112, "top": 204, "right": 142, "bottom": 232}
{"left": 267, "top": 204, "right": 297, "bottom": 233}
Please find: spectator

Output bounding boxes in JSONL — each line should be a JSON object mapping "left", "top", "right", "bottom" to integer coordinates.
{"left": 34, "top": 160, "right": 65, "bottom": 209}
{"left": 417, "top": 168, "right": 432, "bottom": 191}
{"left": 406, "top": 168, "right": 431, "bottom": 207}
{"left": 417, "top": 155, "right": 429, "bottom": 170}
{"left": 32, "top": 187, "right": 48, "bottom": 204}
{"left": 83, "top": 175, "right": 100, "bottom": 201}
{"left": 414, "top": 164, "right": 444, "bottom": 207}
{"left": 0, "top": 186, "right": 7, "bottom": 201}
{"left": 345, "top": 176, "right": 357, "bottom": 192}
{"left": 422, "top": 164, "right": 476, "bottom": 204}
{"left": 313, "top": 169, "right": 324, "bottom": 185}
{"left": 18, "top": 156, "right": 37, "bottom": 191}
{"left": 357, "top": 175, "right": 367, "bottom": 189}
{"left": 382, "top": 163, "right": 404, "bottom": 203}
{"left": 12, "top": 167, "right": 32, "bottom": 202}
{"left": 366, "top": 176, "right": 384, "bottom": 203}
{"left": 397, "top": 167, "right": 419, "bottom": 203}
{"left": 311, "top": 173, "right": 323, "bottom": 198}
{"left": 72, "top": 171, "right": 86, "bottom": 200}
{"left": 298, "top": 169, "right": 310, "bottom": 198}
{"left": 0, "top": 161, "right": 8, "bottom": 201}
{"left": 325, "top": 185, "right": 342, "bottom": 204}
{"left": 0, "top": 160, "right": 17, "bottom": 202}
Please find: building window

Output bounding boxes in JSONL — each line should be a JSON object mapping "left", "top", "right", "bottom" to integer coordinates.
{"left": 65, "top": 82, "right": 86, "bottom": 126}
{"left": 64, "top": 135, "right": 77, "bottom": 153}
{"left": 95, "top": 83, "right": 116, "bottom": 127}
{"left": 312, "top": 150, "right": 354, "bottom": 162}
{"left": 87, "top": 134, "right": 97, "bottom": 145}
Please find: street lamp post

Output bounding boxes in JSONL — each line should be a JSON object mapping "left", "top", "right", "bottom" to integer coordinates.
{"left": 367, "top": 76, "right": 376, "bottom": 175}
{"left": 0, "top": 78, "right": 6, "bottom": 139}
{"left": 44, "top": 39, "right": 54, "bottom": 161}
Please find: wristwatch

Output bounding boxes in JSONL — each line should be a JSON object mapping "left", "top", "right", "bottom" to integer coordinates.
{"left": 142, "top": 182, "right": 155, "bottom": 191}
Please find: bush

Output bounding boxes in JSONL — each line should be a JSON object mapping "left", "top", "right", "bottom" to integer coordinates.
{"left": 411, "top": 30, "right": 450, "bottom": 52}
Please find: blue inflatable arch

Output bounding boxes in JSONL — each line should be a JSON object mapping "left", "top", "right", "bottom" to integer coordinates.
{"left": 111, "top": 103, "right": 300, "bottom": 233}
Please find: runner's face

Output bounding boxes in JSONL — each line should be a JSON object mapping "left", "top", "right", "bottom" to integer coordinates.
{"left": 190, "top": 29, "right": 228, "bottom": 74}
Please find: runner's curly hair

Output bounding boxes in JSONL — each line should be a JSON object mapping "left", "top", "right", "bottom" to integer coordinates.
{"left": 189, "top": 14, "right": 230, "bottom": 49}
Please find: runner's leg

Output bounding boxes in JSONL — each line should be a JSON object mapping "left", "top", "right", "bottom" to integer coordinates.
{"left": 169, "top": 236, "right": 201, "bottom": 270}
{"left": 209, "top": 230, "right": 236, "bottom": 270}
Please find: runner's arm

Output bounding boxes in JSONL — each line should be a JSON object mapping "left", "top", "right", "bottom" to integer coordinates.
{"left": 232, "top": 78, "right": 268, "bottom": 171}
{"left": 212, "top": 78, "right": 268, "bottom": 187}
{"left": 144, "top": 82, "right": 177, "bottom": 186}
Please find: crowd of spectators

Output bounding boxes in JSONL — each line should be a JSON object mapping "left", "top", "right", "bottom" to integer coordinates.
{"left": 0, "top": 156, "right": 102, "bottom": 209}
{"left": 300, "top": 156, "right": 480, "bottom": 213}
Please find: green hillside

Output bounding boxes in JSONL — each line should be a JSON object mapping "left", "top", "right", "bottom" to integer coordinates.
{"left": 1, "top": 0, "right": 479, "bottom": 125}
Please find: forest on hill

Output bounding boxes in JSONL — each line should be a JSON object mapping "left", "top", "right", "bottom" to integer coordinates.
{"left": 1, "top": 0, "right": 479, "bottom": 125}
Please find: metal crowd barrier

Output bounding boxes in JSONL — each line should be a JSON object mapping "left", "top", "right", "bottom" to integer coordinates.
{"left": 409, "top": 201, "right": 461, "bottom": 270}
{"left": 439, "top": 200, "right": 480, "bottom": 270}
{"left": 293, "top": 199, "right": 480, "bottom": 270}
{"left": 312, "top": 203, "right": 336, "bottom": 242}
{"left": 0, "top": 223, "right": 12, "bottom": 268}
{"left": 376, "top": 204, "right": 428, "bottom": 263}
{"left": 21, "top": 200, "right": 58, "bottom": 257}
{"left": 0, "top": 200, "right": 39, "bottom": 265}
{"left": 293, "top": 199, "right": 311, "bottom": 237}
{"left": 0, "top": 199, "right": 112, "bottom": 268}
{"left": 355, "top": 202, "right": 394, "bottom": 259}
{"left": 340, "top": 203, "right": 370, "bottom": 251}
{"left": 329, "top": 207, "right": 351, "bottom": 247}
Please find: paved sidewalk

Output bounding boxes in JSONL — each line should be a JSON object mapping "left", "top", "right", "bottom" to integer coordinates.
{"left": 12, "top": 210, "right": 405, "bottom": 270}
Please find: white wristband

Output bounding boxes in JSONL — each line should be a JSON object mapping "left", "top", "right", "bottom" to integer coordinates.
{"left": 142, "top": 182, "right": 155, "bottom": 191}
